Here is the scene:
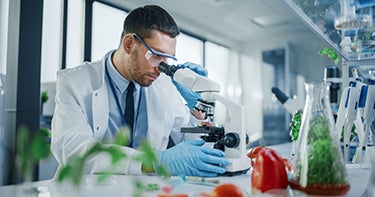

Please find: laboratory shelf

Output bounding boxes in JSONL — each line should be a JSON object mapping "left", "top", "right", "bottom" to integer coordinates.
{"left": 284, "top": 0, "right": 375, "bottom": 65}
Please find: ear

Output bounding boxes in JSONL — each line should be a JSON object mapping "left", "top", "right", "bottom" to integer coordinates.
{"left": 122, "top": 34, "right": 134, "bottom": 54}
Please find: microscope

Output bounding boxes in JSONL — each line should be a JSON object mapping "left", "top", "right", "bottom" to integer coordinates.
{"left": 159, "top": 62, "right": 250, "bottom": 176}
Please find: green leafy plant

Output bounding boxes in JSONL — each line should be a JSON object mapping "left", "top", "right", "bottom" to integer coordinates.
{"left": 17, "top": 126, "right": 51, "bottom": 181}
{"left": 41, "top": 91, "right": 48, "bottom": 104}
{"left": 319, "top": 47, "right": 340, "bottom": 65}
{"left": 56, "top": 127, "right": 169, "bottom": 187}
{"left": 289, "top": 109, "right": 303, "bottom": 141}
{"left": 295, "top": 117, "right": 347, "bottom": 184}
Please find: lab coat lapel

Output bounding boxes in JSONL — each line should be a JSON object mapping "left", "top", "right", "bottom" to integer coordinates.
{"left": 91, "top": 59, "right": 109, "bottom": 141}
{"left": 145, "top": 75, "right": 177, "bottom": 150}
{"left": 145, "top": 87, "right": 169, "bottom": 150}
{"left": 92, "top": 85, "right": 108, "bottom": 140}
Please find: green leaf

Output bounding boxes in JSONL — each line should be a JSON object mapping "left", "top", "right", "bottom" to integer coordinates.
{"left": 96, "top": 170, "right": 113, "bottom": 183}
{"left": 17, "top": 127, "right": 29, "bottom": 158}
{"left": 133, "top": 179, "right": 146, "bottom": 197}
{"left": 113, "top": 127, "right": 129, "bottom": 146}
{"left": 41, "top": 91, "right": 49, "bottom": 104}
{"left": 105, "top": 146, "right": 126, "bottom": 164}
{"left": 133, "top": 141, "right": 158, "bottom": 169}
{"left": 56, "top": 128, "right": 171, "bottom": 186}
{"left": 155, "top": 165, "right": 169, "bottom": 178}
{"left": 319, "top": 47, "right": 340, "bottom": 65}
{"left": 319, "top": 48, "right": 330, "bottom": 55}
{"left": 70, "top": 157, "right": 86, "bottom": 186}
{"left": 57, "top": 165, "right": 73, "bottom": 182}
{"left": 134, "top": 140, "right": 170, "bottom": 177}
{"left": 84, "top": 143, "right": 104, "bottom": 158}
{"left": 30, "top": 136, "right": 50, "bottom": 160}
{"left": 38, "top": 128, "right": 51, "bottom": 137}
{"left": 289, "top": 109, "right": 303, "bottom": 141}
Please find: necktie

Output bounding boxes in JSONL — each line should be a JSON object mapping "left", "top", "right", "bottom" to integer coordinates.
{"left": 125, "top": 82, "right": 135, "bottom": 142}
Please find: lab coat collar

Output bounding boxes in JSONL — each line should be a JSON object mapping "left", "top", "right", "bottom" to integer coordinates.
{"left": 105, "top": 50, "right": 140, "bottom": 93}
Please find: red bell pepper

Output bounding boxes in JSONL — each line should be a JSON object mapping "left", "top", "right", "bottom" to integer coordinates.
{"left": 251, "top": 148, "right": 288, "bottom": 193}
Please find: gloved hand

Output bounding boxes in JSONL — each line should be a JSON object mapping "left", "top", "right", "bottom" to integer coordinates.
{"left": 157, "top": 140, "right": 231, "bottom": 177}
{"left": 172, "top": 62, "right": 208, "bottom": 110}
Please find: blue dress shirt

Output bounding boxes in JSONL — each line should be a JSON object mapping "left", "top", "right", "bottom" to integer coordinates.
{"left": 103, "top": 52, "right": 148, "bottom": 148}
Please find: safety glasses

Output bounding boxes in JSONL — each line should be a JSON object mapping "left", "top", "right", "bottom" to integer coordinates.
{"left": 133, "top": 33, "right": 177, "bottom": 67}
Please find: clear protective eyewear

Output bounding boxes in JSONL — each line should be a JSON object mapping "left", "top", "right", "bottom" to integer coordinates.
{"left": 133, "top": 33, "right": 177, "bottom": 67}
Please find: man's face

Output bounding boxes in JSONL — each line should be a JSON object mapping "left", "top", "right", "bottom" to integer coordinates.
{"left": 128, "top": 31, "right": 177, "bottom": 86}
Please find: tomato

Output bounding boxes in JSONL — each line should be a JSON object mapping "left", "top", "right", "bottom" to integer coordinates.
{"left": 209, "top": 183, "right": 243, "bottom": 197}
{"left": 247, "top": 146, "right": 265, "bottom": 166}
{"left": 251, "top": 148, "right": 288, "bottom": 193}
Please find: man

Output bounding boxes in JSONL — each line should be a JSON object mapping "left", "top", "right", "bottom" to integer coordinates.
{"left": 51, "top": 5, "right": 230, "bottom": 177}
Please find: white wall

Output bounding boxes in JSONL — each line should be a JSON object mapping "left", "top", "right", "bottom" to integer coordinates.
{"left": 236, "top": 30, "right": 336, "bottom": 143}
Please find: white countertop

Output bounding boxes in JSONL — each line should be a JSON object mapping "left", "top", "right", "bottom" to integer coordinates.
{"left": 0, "top": 143, "right": 371, "bottom": 197}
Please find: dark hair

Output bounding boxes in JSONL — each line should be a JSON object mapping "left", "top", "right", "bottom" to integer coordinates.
{"left": 121, "top": 5, "right": 180, "bottom": 40}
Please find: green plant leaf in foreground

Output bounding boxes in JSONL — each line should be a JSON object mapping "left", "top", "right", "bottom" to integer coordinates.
{"left": 30, "top": 135, "right": 50, "bottom": 160}
{"left": 57, "top": 129, "right": 170, "bottom": 187}
{"left": 16, "top": 126, "right": 51, "bottom": 180}
{"left": 113, "top": 127, "right": 129, "bottom": 146}
{"left": 134, "top": 140, "right": 170, "bottom": 177}
{"left": 57, "top": 142, "right": 127, "bottom": 186}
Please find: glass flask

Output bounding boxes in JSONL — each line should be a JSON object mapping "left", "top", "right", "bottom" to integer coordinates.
{"left": 289, "top": 82, "right": 350, "bottom": 196}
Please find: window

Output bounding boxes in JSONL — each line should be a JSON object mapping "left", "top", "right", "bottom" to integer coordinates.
{"left": 176, "top": 33, "right": 204, "bottom": 65}
{"left": 65, "top": 0, "right": 84, "bottom": 68}
{"left": 0, "top": 0, "right": 9, "bottom": 77}
{"left": 91, "top": 2, "right": 128, "bottom": 61}
{"left": 205, "top": 41, "right": 230, "bottom": 92}
{"left": 40, "top": 0, "right": 63, "bottom": 82}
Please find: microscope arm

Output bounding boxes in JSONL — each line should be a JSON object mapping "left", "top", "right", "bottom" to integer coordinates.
{"left": 201, "top": 92, "right": 247, "bottom": 159}
{"left": 172, "top": 66, "right": 221, "bottom": 93}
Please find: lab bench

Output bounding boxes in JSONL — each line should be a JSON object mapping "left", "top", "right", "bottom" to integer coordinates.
{"left": 0, "top": 143, "right": 371, "bottom": 197}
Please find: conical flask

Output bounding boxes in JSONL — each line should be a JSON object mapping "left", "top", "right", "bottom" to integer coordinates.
{"left": 289, "top": 82, "right": 350, "bottom": 196}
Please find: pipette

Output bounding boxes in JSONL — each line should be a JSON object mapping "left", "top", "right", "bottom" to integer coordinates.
{"left": 336, "top": 79, "right": 364, "bottom": 162}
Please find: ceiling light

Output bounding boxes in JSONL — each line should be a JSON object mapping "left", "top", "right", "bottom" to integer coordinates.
{"left": 251, "top": 17, "right": 290, "bottom": 28}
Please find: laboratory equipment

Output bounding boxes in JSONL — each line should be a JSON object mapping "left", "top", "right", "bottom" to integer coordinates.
{"left": 289, "top": 82, "right": 350, "bottom": 196}
{"left": 351, "top": 73, "right": 375, "bottom": 164}
{"left": 335, "top": 79, "right": 366, "bottom": 162}
{"left": 323, "top": 66, "right": 342, "bottom": 116}
{"left": 271, "top": 87, "right": 304, "bottom": 115}
{"left": 158, "top": 62, "right": 250, "bottom": 176}
{"left": 284, "top": 0, "right": 375, "bottom": 166}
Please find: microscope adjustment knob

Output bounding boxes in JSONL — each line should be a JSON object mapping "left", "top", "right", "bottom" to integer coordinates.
{"left": 224, "top": 133, "right": 240, "bottom": 148}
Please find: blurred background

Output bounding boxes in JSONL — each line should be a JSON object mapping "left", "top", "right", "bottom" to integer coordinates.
{"left": 0, "top": 0, "right": 338, "bottom": 184}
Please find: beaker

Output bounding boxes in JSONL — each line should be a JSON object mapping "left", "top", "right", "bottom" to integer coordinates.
{"left": 289, "top": 82, "right": 350, "bottom": 196}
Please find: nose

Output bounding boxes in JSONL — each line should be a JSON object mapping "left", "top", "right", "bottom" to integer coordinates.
{"left": 154, "top": 64, "right": 161, "bottom": 74}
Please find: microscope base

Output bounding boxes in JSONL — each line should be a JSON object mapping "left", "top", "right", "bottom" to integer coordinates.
{"left": 221, "top": 168, "right": 250, "bottom": 177}
{"left": 222, "top": 156, "right": 251, "bottom": 176}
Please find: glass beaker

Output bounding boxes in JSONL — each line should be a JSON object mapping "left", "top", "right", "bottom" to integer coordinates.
{"left": 289, "top": 82, "right": 350, "bottom": 196}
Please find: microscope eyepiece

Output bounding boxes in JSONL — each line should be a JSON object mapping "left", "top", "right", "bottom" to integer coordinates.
{"left": 158, "top": 62, "right": 179, "bottom": 77}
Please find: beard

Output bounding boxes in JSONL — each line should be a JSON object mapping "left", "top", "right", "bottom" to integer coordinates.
{"left": 127, "top": 57, "right": 159, "bottom": 87}
{"left": 131, "top": 72, "right": 159, "bottom": 87}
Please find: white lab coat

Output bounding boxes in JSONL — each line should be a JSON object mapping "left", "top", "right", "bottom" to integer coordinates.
{"left": 51, "top": 51, "right": 200, "bottom": 175}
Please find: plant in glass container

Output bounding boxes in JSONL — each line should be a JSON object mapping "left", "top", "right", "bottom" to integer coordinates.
{"left": 289, "top": 82, "right": 350, "bottom": 196}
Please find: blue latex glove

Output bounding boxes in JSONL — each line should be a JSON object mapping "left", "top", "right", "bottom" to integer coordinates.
{"left": 172, "top": 62, "right": 208, "bottom": 110}
{"left": 157, "top": 140, "right": 230, "bottom": 177}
